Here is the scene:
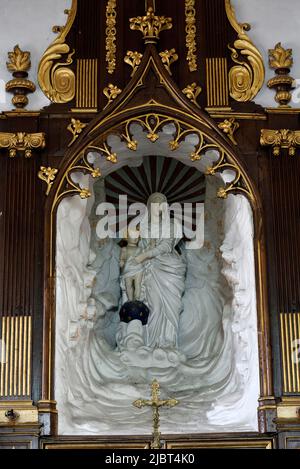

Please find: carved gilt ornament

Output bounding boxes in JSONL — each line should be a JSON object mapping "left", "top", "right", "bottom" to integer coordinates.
{"left": 159, "top": 49, "right": 178, "bottom": 75}
{"left": 182, "top": 82, "right": 202, "bottom": 107}
{"left": 67, "top": 118, "right": 87, "bottom": 147}
{"left": 260, "top": 129, "right": 300, "bottom": 156}
{"left": 103, "top": 84, "right": 122, "bottom": 109}
{"left": 106, "top": 0, "right": 117, "bottom": 75}
{"left": 185, "top": 0, "right": 198, "bottom": 72}
{"left": 124, "top": 51, "right": 143, "bottom": 76}
{"left": 55, "top": 113, "right": 255, "bottom": 208}
{"left": 218, "top": 118, "right": 240, "bottom": 146}
{"left": 38, "top": 167, "right": 58, "bottom": 196}
{"left": 38, "top": 0, "right": 77, "bottom": 103}
{"left": 0, "top": 132, "right": 46, "bottom": 158}
{"left": 6, "top": 45, "right": 36, "bottom": 109}
{"left": 268, "top": 43, "right": 295, "bottom": 107}
{"left": 129, "top": 7, "right": 172, "bottom": 43}
{"left": 225, "top": 0, "right": 265, "bottom": 102}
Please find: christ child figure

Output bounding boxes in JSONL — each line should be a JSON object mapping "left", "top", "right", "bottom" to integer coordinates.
{"left": 120, "top": 229, "right": 143, "bottom": 302}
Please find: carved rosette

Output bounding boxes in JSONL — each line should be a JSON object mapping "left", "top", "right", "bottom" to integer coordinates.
{"left": 0, "top": 132, "right": 46, "bottom": 158}
{"left": 225, "top": 0, "right": 265, "bottom": 102}
{"left": 260, "top": 129, "right": 300, "bottom": 156}
{"left": 38, "top": 1, "right": 77, "bottom": 103}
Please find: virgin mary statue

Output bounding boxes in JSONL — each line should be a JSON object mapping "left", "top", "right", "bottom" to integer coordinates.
{"left": 133, "top": 192, "right": 186, "bottom": 349}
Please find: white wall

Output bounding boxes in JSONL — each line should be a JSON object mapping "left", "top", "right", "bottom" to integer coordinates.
{"left": 0, "top": 0, "right": 299, "bottom": 111}
{"left": 0, "top": 0, "right": 71, "bottom": 111}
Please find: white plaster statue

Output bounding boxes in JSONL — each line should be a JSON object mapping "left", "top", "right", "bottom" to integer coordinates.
{"left": 132, "top": 192, "right": 186, "bottom": 348}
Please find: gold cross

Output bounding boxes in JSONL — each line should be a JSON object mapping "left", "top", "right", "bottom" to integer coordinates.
{"left": 133, "top": 379, "right": 179, "bottom": 449}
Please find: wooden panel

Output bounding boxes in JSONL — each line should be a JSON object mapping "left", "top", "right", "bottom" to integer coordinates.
{"left": 270, "top": 154, "right": 300, "bottom": 313}
{"left": 76, "top": 59, "right": 98, "bottom": 109}
{"left": 0, "top": 158, "right": 38, "bottom": 319}
{"left": 206, "top": 58, "right": 229, "bottom": 107}
{"left": 280, "top": 313, "right": 300, "bottom": 394}
{"left": 0, "top": 316, "right": 32, "bottom": 397}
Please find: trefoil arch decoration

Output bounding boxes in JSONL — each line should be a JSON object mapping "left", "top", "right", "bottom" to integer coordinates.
{"left": 49, "top": 111, "right": 255, "bottom": 211}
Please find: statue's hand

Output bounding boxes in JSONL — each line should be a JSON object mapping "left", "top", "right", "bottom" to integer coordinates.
{"left": 135, "top": 253, "right": 148, "bottom": 264}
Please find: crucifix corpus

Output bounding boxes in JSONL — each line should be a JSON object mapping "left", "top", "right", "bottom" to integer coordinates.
{"left": 133, "top": 379, "right": 179, "bottom": 449}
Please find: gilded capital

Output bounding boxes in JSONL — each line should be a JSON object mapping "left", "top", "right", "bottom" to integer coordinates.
{"left": 0, "top": 132, "right": 46, "bottom": 158}
{"left": 260, "top": 129, "right": 300, "bottom": 156}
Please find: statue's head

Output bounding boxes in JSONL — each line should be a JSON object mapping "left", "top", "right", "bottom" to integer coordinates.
{"left": 147, "top": 192, "right": 168, "bottom": 218}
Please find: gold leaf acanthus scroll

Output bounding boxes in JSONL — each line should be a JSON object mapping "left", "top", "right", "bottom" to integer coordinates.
{"left": 37, "top": 0, "right": 77, "bottom": 103}
{"left": 54, "top": 114, "right": 253, "bottom": 206}
{"left": 225, "top": 0, "right": 265, "bottom": 102}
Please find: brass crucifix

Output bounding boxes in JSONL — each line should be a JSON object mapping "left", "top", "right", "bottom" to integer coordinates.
{"left": 133, "top": 379, "right": 179, "bottom": 449}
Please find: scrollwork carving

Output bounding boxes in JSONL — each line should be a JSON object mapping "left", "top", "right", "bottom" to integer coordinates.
{"left": 225, "top": 0, "right": 265, "bottom": 102}
{"left": 38, "top": 1, "right": 77, "bottom": 103}
{"left": 106, "top": 0, "right": 117, "bottom": 75}
{"left": 185, "top": 0, "right": 197, "bottom": 72}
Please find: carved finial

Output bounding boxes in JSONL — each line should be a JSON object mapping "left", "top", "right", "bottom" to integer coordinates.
{"left": 5, "top": 45, "right": 36, "bottom": 109}
{"left": 129, "top": 7, "right": 172, "bottom": 44}
{"left": 268, "top": 43, "right": 295, "bottom": 107}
